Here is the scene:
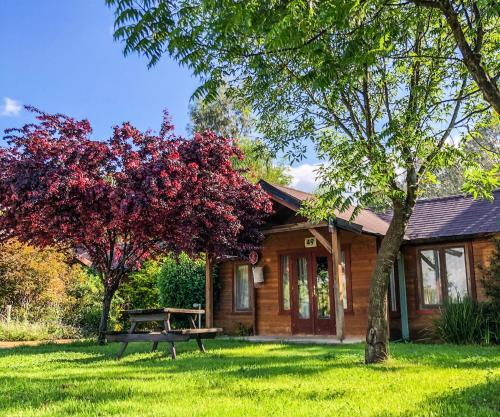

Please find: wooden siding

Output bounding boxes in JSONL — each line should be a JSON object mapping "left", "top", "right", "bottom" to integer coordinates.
{"left": 214, "top": 227, "right": 378, "bottom": 337}
{"left": 402, "top": 234, "right": 499, "bottom": 339}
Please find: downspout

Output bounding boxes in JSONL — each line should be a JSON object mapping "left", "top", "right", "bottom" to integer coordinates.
{"left": 397, "top": 252, "right": 410, "bottom": 341}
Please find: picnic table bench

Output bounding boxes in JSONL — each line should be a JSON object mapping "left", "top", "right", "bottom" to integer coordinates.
{"left": 106, "top": 307, "right": 222, "bottom": 359}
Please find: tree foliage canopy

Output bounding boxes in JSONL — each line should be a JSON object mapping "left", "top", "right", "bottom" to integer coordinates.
{"left": 107, "top": 0, "right": 499, "bottom": 362}
{"left": 0, "top": 107, "right": 272, "bottom": 338}
{"left": 189, "top": 87, "right": 292, "bottom": 186}
{"left": 107, "top": 0, "right": 498, "bottom": 214}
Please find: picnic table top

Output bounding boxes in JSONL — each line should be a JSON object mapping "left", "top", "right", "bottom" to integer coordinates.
{"left": 124, "top": 307, "right": 205, "bottom": 316}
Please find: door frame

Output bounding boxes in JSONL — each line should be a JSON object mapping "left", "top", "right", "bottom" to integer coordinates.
{"left": 286, "top": 248, "right": 336, "bottom": 335}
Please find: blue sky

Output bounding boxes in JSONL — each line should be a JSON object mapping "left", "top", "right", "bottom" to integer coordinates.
{"left": 0, "top": 1, "right": 320, "bottom": 190}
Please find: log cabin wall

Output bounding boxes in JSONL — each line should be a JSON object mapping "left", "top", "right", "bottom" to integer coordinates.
{"left": 214, "top": 227, "right": 379, "bottom": 337}
{"left": 402, "top": 233, "right": 499, "bottom": 339}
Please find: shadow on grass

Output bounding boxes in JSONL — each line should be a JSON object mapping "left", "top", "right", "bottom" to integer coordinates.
{"left": 373, "top": 377, "right": 500, "bottom": 417}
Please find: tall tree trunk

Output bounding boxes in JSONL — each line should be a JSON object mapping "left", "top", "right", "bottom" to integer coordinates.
{"left": 98, "top": 287, "right": 116, "bottom": 344}
{"left": 365, "top": 202, "right": 412, "bottom": 363}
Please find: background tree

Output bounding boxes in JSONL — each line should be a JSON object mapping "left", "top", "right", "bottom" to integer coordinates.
{"left": 421, "top": 126, "right": 499, "bottom": 197}
{"left": 189, "top": 87, "right": 292, "bottom": 186}
{"left": 108, "top": 0, "right": 498, "bottom": 362}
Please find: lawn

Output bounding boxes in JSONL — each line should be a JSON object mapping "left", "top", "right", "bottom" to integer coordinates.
{"left": 0, "top": 340, "right": 498, "bottom": 417}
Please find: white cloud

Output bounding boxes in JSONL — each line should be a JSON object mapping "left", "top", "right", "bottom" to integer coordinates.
{"left": 0, "top": 97, "right": 22, "bottom": 117}
{"left": 288, "top": 164, "right": 322, "bottom": 192}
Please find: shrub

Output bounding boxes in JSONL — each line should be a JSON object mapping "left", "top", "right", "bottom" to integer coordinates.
{"left": 158, "top": 253, "right": 206, "bottom": 309}
{"left": 0, "top": 320, "right": 80, "bottom": 341}
{"left": 0, "top": 240, "right": 77, "bottom": 322}
{"left": 157, "top": 253, "right": 219, "bottom": 327}
{"left": 61, "top": 269, "right": 117, "bottom": 336}
{"left": 235, "top": 322, "right": 253, "bottom": 336}
{"left": 433, "top": 296, "right": 499, "bottom": 345}
{"left": 119, "top": 260, "right": 161, "bottom": 311}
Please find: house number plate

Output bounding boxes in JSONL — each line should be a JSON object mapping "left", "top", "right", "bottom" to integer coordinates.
{"left": 305, "top": 237, "right": 317, "bottom": 248}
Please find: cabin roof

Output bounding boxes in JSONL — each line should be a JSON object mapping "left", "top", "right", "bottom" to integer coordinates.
{"left": 259, "top": 181, "right": 389, "bottom": 236}
{"left": 386, "top": 190, "right": 500, "bottom": 241}
{"left": 259, "top": 181, "right": 500, "bottom": 240}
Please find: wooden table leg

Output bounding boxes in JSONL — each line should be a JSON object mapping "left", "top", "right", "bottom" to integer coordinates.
{"left": 195, "top": 338, "right": 206, "bottom": 353}
{"left": 164, "top": 314, "right": 177, "bottom": 359}
{"left": 169, "top": 342, "right": 177, "bottom": 359}
{"left": 188, "top": 315, "right": 206, "bottom": 353}
{"left": 116, "top": 322, "right": 137, "bottom": 359}
{"left": 151, "top": 321, "right": 164, "bottom": 352}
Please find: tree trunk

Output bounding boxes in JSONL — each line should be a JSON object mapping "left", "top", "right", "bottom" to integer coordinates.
{"left": 98, "top": 288, "right": 115, "bottom": 345}
{"left": 413, "top": 0, "right": 500, "bottom": 114}
{"left": 440, "top": 0, "right": 500, "bottom": 114}
{"left": 205, "top": 254, "right": 213, "bottom": 328}
{"left": 365, "top": 202, "right": 411, "bottom": 363}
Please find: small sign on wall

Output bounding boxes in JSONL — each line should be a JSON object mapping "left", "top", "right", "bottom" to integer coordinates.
{"left": 305, "top": 237, "right": 317, "bottom": 248}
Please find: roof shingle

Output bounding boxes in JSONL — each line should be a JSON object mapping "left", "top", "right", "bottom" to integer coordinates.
{"left": 263, "top": 182, "right": 500, "bottom": 240}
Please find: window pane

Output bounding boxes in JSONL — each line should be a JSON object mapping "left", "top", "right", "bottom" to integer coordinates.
{"left": 341, "top": 251, "right": 347, "bottom": 309}
{"left": 297, "top": 257, "right": 310, "bottom": 319}
{"left": 445, "top": 247, "right": 468, "bottom": 300}
{"left": 316, "top": 256, "right": 330, "bottom": 318}
{"left": 281, "top": 256, "right": 290, "bottom": 310}
{"left": 388, "top": 268, "right": 397, "bottom": 312}
{"left": 420, "top": 249, "right": 442, "bottom": 305}
{"left": 235, "top": 265, "right": 250, "bottom": 310}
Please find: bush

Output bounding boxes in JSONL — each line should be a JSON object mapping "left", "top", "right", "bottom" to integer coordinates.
{"left": 158, "top": 253, "right": 206, "bottom": 309}
{"left": 434, "top": 296, "right": 499, "bottom": 345}
{"left": 0, "top": 320, "right": 80, "bottom": 341}
{"left": 119, "top": 260, "right": 161, "bottom": 311}
{"left": 61, "top": 269, "right": 117, "bottom": 336}
{"left": 157, "top": 253, "right": 219, "bottom": 327}
{"left": 0, "top": 240, "right": 78, "bottom": 322}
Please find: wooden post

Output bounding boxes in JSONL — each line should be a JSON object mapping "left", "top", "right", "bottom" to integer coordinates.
{"left": 6, "top": 305, "right": 12, "bottom": 323}
{"left": 205, "top": 253, "right": 213, "bottom": 328}
{"left": 397, "top": 253, "right": 410, "bottom": 341}
{"left": 330, "top": 224, "right": 345, "bottom": 341}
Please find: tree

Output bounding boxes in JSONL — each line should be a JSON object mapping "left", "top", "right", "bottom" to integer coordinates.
{"left": 408, "top": 0, "right": 500, "bottom": 113}
{"left": 232, "top": 137, "right": 292, "bottom": 185}
{"left": 0, "top": 239, "right": 79, "bottom": 321}
{"left": 421, "top": 126, "right": 499, "bottom": 197}
{"left": 0, "top": 107, "right": 271, "bottom": 342}
{"left": 189, "top": 88, "right": 292, "bottom": 185}
{"left": 178, "top": 131, "right": 273, "bottom": 325}
{"left": 188, "top": 86, "right": 253, "bottom": 139}
{"left": 106, "top": 0, "right": 498, "bottom": 363}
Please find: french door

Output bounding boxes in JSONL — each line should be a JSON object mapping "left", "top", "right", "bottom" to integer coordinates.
{"left": 290, "top": 251, "right": 335, "bottom": 335}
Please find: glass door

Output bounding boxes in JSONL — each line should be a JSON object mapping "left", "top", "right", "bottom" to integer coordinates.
{"left": 291, "top": 255, "right": 314, "bottom": 334}
{"left": 312, "top": 255, "right": 334, "bottom": 335}
{"left": 290, "top": 252, "right": 335, "bottom": 335}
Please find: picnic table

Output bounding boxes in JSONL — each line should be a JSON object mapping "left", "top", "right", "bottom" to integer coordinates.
{"left": 106, "top": 308, "right": 222, "bottom": 359}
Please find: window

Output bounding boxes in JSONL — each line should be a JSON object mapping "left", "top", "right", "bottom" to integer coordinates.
{"left": 280, "top": 255, "right": 291, "bottom": 311}
{"left": 417, "top": 245, "right": 470, "bottom": 309}
{"left": 234, "top": 264, "right": 251, "bottom": 312}
{"left": 340, "top": 245, "right": 353, "bottom": 311}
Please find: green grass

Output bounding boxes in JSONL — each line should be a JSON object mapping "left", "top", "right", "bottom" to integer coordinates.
{"left": 0, "top": 340, "right": 498, "bottom": 417}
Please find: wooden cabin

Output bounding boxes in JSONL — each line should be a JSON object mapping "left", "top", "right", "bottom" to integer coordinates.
{"left": 212, "top": 181, "right": 500, "bottom": 340}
